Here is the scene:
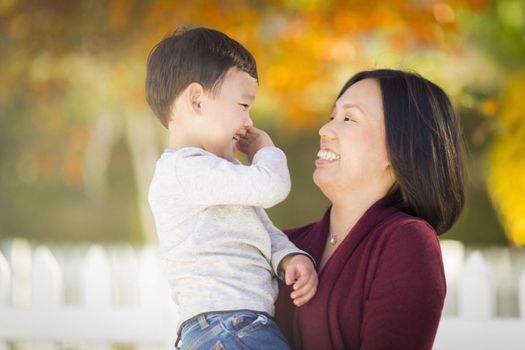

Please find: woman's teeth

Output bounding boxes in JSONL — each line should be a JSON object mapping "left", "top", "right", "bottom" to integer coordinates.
{"left": 317, "top": 150, "right": 340, "bottom": 161}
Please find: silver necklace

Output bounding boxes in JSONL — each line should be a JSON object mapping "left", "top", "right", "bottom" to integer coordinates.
{"left": 329, "top": 232, "right": 338, "bottom": 245}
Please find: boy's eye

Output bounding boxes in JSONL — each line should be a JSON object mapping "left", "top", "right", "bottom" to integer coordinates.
{"left": 240, "top": 103, "right": 249, "bottom": 110}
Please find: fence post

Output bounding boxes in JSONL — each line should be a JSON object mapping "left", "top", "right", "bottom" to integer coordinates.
{"left": 138, "top": 246, "right": 178, "bottom": 350}
{"left": 484, "top": 247, "right": 517, "bottom": 317}
{"left": 4, "top": 239, "right": 32, "bottom": 349}
{"left": 458, "top": 250, "right": 494, "bottom": 319}
{"left": 84, "top": 245, "right": 112, "bottom": 309}
{"left": 440, "top": 240, "right": 464, "bottom": 315}
{"left": 8, "top": 238, "right": 32, "bottom": 307}
{"left": 110, "top": 244, "right": 138, "bottom": 307}
{"left": 32, "top": 246, "right": 63, "bottom": 350}
{"left": 0, "top": 251, "right": 10, "bottom": 350}
{"left": 139, "top": 246, "right": 166, "bottom": 310}
{"left": 0, "top": 251, "right": 10, "bottom": 307}
{"left": 518, "top": 268, "right": 525, "bottom": 321}
{"left": 32, "top": 246, "right": 63, "bottom": 307}
{"left": 84, "top": 245, "right": 112, "bottom": 350}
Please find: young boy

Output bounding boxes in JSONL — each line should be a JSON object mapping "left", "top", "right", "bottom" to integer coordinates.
{"left": 146, "top": 27, "right": 318, "bottom": 349}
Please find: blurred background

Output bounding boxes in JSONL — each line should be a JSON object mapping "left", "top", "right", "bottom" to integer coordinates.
{"left": 1, "top": 0, "right": 525, "bottom": 349}
{"left": 1, "top": 0, "right": 524, "bottom": 247}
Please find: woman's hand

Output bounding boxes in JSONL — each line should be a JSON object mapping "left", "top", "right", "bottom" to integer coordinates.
{"left": 280, "top": 254, "right": 318, "bottom": 306}
{"left": 237, "top": 126, "right": 274, "bottom": 162}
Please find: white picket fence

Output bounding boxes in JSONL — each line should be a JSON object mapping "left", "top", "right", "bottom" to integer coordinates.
{"left": 0, "top": 238, "right": 178, "bottom": 350}
{"left": 0, "top": 238, "right": 525, "bottom": 350}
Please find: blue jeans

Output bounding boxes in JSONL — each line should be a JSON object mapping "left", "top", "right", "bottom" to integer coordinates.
{"left": 177, "top": 310, "right": 291, "bottom": 350}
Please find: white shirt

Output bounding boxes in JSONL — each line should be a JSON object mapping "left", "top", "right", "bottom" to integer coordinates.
{"left": 148, "top": 146, "right": 306, "bottom": 326}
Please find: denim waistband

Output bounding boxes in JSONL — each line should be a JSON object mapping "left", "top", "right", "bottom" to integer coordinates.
{"left": 175, "top": 309, "right": 273, "bottom": 348}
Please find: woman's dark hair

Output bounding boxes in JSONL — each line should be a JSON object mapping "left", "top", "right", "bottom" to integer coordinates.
{"left": 337, "top": 69, "right": 465, "bottom": 235}
{"left": 145, "top": 27, "right": 258, "bottom": 128}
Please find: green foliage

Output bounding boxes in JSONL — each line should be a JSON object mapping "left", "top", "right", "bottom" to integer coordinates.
{"left": 1, "top": 0, "right": 519, "bottom": 246}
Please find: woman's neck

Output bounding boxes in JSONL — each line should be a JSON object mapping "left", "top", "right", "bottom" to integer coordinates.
{"left": 328, "top": 188, "right": 387, "bottom": 237}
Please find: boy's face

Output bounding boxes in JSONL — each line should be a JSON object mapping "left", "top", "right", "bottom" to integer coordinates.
{"left": 197, "top": 67, "right": 258, "bottom": 161}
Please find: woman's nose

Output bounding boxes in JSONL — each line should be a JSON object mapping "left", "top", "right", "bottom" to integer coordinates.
{"left": 319, "top": 120, "right": 336, "bottom": 139}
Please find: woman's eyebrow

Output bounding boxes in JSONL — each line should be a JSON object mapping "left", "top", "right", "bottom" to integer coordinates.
{"left": 341, "top": 103, "right": 364, "bottom": 114}
{"left": 333, "top": 103, "right": 365, "bottom": 114}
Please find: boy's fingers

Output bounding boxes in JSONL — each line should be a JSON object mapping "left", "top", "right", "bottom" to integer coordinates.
{"left": 293, "top": 281, "right": 318, "bottom": 306}
{"left": 291, "top": 265, "right": 318, "bottom": 305}
{"left": 285, "top": 267, "right": 297, "bottom": 286}
{"left": 294, "top": 292, "right": 311, "bottom": 306}
{"left": 292, "top": 271, "right": 309, "bottom": 290}
{"left": 292, "top": 265, "right": 317, "bottom": 290}
{"left": 291, "top": 275, "right": 316, "bottom": 299}
{"left": 294, "top": 287, "right": 316, "bottom": 306}
{"left": 245, "top": 126, "right": 259, "bottom": 136}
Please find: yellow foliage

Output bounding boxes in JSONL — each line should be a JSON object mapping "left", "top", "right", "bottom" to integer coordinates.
{"left": 0, "top": 0, "right": 489, "bottom": 184}
{"left": 481, "top": 98, "right": 499, "bottom": 116}
{"left": 487, "top": 72, "right": 525, "bottom": 246}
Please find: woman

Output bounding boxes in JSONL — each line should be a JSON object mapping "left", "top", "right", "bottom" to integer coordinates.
{"left": 275, "top": 69, "right": 465, "bottom": 350}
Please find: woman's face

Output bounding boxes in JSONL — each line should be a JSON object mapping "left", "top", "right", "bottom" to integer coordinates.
{"left": 313, "top": 78, "right": 394, "bottom": 198}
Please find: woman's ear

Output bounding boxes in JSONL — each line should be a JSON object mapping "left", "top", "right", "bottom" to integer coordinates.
{"left": 386, "top": 163, "right": 397, "bottom": 190}
{"left": 186, "top": 82, "right": 204, "bottom": 114}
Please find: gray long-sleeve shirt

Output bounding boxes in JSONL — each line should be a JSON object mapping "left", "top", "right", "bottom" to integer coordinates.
{"left": 148, "top": 146, "right": 306, "bottom": 327}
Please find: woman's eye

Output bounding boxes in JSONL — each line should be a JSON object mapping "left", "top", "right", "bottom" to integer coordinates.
{"left": 240, "top": 104, "right": 249, "bottom": 110}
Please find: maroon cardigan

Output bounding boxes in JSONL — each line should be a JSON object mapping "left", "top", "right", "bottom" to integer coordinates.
{"left": 275, "top": 195, "right": 446, "bottom": 350}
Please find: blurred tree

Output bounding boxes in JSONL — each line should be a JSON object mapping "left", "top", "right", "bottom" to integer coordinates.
{"left": 489, "top": 73, "right": 525, "bottom": 246}
{"left": 1, "top": 0, "right": 497, "bottom": 243}
{"left": 452, "top": 0, "right": 525, "bottom": 246}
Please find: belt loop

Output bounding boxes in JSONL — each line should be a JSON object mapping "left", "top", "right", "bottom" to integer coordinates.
{"left": 198, "top": 314, "right": 209, "bottom": 329}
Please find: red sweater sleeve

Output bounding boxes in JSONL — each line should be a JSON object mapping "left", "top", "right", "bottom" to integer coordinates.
{"left": 360, "top": 221, "right": 446, "bottom": 350}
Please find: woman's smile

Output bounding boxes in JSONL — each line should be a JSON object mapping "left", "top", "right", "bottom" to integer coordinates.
{"left": 315, "top": 149, "right": 340, "bottom": 166}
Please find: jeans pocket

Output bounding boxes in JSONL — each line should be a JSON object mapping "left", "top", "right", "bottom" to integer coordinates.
{"left": 236, "top": 314, "right": 270, "bottom": 337}
{"left": 220, "top": 311, "right": 267, "bottom": 336}
{"left": 217, "top": 313, "right": 290, "bottom": 349}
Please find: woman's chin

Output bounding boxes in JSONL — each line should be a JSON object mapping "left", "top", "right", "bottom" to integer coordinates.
{"left": 313, "top": 169, "right": 330, "bottom": 189}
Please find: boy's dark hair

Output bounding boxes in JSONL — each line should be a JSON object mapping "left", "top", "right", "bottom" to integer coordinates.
{"left": 146, "top": 27, "right": 258, "bottom": 128}
{"left": 338, "top": 69, "right": 465, "bottom": 235}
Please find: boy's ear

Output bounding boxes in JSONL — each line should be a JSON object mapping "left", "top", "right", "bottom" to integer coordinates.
{"left": 186, "top": 82, "right": 204, "bottom": 114}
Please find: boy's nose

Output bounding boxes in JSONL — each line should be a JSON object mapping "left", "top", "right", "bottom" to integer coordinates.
{"left": 244, "top": 116, "right": 254, "bottom": 128}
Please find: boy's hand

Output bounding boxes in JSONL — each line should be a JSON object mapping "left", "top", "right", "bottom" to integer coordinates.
{"left": 279, "top": 254, "right": 318, "bottom": 307}
{"left": 237, "top": 126, "right": 274, "bottom": 162}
